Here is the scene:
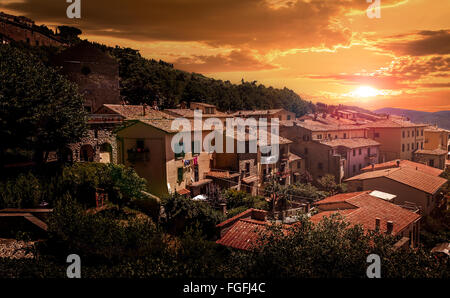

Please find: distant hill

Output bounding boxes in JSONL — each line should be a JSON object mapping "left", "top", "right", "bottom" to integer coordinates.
{"left": 374, "top": 107, "right": 450, "bottom": 130}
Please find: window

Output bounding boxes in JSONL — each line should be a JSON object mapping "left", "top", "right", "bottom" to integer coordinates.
{"left": 374, "top": 133, "right": 380, "bottom": 138}
{"left": 402, "top": 131, "right": 405, "bottom": 138}
{"left": 359, "top": 148, "right": 362, "bottom": 155}
{"left": 429, "top": 159, "right": 434, "bottom": 167}
{"left": 94, "top": 129, "right": 98, "bottom": 139}
{"left": 402, "top": 144, "right": 405, "bottom": 152}
{"left": 245, "top": 162, "right": 250, "bottom": 176}
{"left": 174, "top": 141, "right": 185, "bottom": 159}
{"left": 136, "top": 139, "right": 145, "bottom": 150}
{"left": 421, "top": 142, "right": 424, "bottom": 149}
{"left": 407, "top": 131, "right": 410, "bottom": 138}
{"left": 297, "top": 161, "right": 301, "bottom": 168}
{"left": 353, "top": 149, "right": 356, "bottom": 156}
{"left": 177, "top": 167, "right": 184, "bottom": 182}
{"left": 353, "top": 165, "right": 356, "bottom": 173}
{"left": 368, "top": 147, "right": 371, "bottom": 156}
{"left": 411, "top": 143, "right": 414, "bottom": 150}
{"left": 318, "top": 162, "right": 323, "bottom": 170}
{"left": 304, "top": 148, "right": 308, "bottom": 155}
{"left": 344, "top": 133, "right": 347, "bottom": 139}
{"left": 421, "top": 130, "right": 423, "bottom": 136}
{"left": 192, "top": 140, "right": 201, "bottom": 155}
{"left": 359, "top": 164, "right": 362, "bottom": 170}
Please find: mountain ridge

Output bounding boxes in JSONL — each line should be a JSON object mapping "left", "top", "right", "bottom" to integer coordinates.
{"left": 374, "top": 107, "right": 450, "bottom": 130}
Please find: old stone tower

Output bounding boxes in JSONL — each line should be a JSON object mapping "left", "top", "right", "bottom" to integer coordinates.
{"left": 51, "top": 41, "right": 122, "bottom": 112}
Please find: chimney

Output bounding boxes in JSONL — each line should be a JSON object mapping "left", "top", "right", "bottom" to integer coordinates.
{"left": 142, "top": 104, "right": 148, "bottom": 116}
{"left": 220, "top": 203, "right": 227, "bottom": 216}
{"left": 371, "top": 163, "right": 375, "bottom": 171}
{"left": 396, "top": 160, "right": 401, "bottom": 167}
{"left": 375, "top": 217, "right": 380, "bottom": 231}
{"left": 152, "top": 100, "right": 159, "bottom": 110}
{"left": 386, "top": 221, "right": 394, "bottom": 235}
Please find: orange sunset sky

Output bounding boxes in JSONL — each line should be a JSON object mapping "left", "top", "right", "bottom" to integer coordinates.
{"left": 1, "top": 0, "right": 449, "bottom": 112}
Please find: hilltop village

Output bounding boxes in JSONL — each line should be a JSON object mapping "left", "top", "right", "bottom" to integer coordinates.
{"left": 0, "top": 12, "right": 449, "bottom": 278}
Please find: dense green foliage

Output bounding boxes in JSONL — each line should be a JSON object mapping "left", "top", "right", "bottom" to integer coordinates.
{"left": 163, "top": 194, "right": 224, "bottom": 238}
{"left": 0, "top": 44, "right": 87, "bottom": 164}
{"left": 0, "top": 163, "right": 149, "bottom": 209}
{"left": 225, "top": 214, "right": 448, "bottom": 278}
{"left": 100, "top": 44, "right": 314, "bottom": 115}
{"left": 222, "top": 189, "right": 268, "bottom": 218}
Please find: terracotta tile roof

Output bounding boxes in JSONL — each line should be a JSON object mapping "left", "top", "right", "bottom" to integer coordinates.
{"left": 176, "top": 188, "right": 191, "bottom": 195}
{"left": 232, "top": 109, "right": 285, "bottom": 117}
{"left": 100, "top": 104, "right": 172, "bottom": 120}
{"left": 361, "top": 160, "right": 443, "bottom": 176}
{"left": 164, "top": 109, "right": 228, "bottom": 118}
{"left": 345, "top": 167, "right": 448, "bottom": 194}
{"left": 362, "top": 119, "right": 427, "bottom": 128}
{"left": 415, "top": 148, "right": 448, "bottom": 155}
{"left": 319, "top": 138, "right": 380, "bottom": 149}
{"left": 311, "top": 191, "right": 421, "bottom": 235}
{"left": 296, "top": 119, "right": 365, "bottom": 132}
{"left": 139, "top": 119, "right": 213, "bottom": 133}
{"left": 288, "top": 153, "right": 302, "bottom": 162}
{"left": 216, "top": 219, "right": 268, "bottom": 250}
{"left": 190, "top": 102, "right": 217, "bottom": 108}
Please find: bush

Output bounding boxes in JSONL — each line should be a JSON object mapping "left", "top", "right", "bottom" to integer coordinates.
{"left": 46, "top": 195, "right": 166, "bottom": 262}
{"left": 163, "top": 194, "right": 224, "bottom": 238}
{"left": 57, "top": 163, "right": 147, "bottom": 208}
{"left": 223, "top": 189, "right": 268, "bottom": 211}
{"left": 0, "top": 172, "right": 41, "bottom": 208}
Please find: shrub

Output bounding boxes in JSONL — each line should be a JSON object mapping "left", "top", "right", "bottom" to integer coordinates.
{"left": 0, "top": 172, "right": 41, "bottom": 208}
{"left": 163, "top": 194, "right": 224, "bottom": 238}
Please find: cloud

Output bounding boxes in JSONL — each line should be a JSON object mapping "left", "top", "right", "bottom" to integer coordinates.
{"left": 305, "top": 55, "right": 450, "bottom": 90}
{"left": 377, "top": 30, "right": 450, "bottom": 56}
{"left": 173, "top": 49, "right": 277, "bottom": 73}
{"left": 0, "top": 0, "right": 402, "bottom": 51}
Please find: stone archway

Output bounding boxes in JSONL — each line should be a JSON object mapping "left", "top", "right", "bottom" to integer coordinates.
{"left": 80, "top": 144, "right": 95, "bottom": 162}
{"left": 99, "top": 143, "right": 113, "bottom": 164}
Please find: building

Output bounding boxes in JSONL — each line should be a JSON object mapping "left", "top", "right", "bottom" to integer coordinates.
{"left": 216, "top": 209, "right": 270, "bottom": 250}
{"left": 363, "top": 119, "right": 427, "bottom": 162}
{"left": 345, "top": 166, "right": 448, "bottom": 215}
{"left": 361, "top": 159, "right": 444, "bottom": 176}
{"left": 280, "top": 119, "right": 379, "bottom": 182}
{"left": 0, "top": 12, "right": 64, "bottom": 46}
{"left": 116, "top": 119, "right": 215, "bottom": 198}
{"left": 413, "top": 126, "right": 449, "bottom": 169}
{"left": 311, "top": 191, "right": 422, "bottom": 247}
{"left": 51, "top": 41, "right": 121, "bottom": 112}
{"left": 164, "top": 102, "right": 229, "bottom": 125}
{"left": 232, "top": 109, "right": 295, "bottom": 122}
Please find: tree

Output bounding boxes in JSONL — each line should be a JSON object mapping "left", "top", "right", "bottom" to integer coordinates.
{"left": 0, "top": 45, "right": 87, "bottom": 165}
{"left": 57, "top": 26, "right": 82, "bottom": 42}
{"left": 317, "top": 174, "right": 347, "bottom": 195}
{"left": 226, "top": 214, "right": 448, "bottom": 278}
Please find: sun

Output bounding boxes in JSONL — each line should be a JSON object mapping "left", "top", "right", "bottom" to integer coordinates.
{"left": 353, "top": 86, "right": 379, "bottom": 98}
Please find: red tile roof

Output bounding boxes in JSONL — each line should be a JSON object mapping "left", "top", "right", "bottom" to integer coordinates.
{"left": 345, "top": 167, "right": 448, "bottom": 194}
{"left": 319, "top": 138, "right": 380, "bottom": 149}
{"left": 99, "top": 104, "right": 172, "bottom": 120}
{"left": 311, "top": 191, "right": 421, "bottom": 235}
{"left": 361, "top": 160, "right": 443, "bottom": 176}
{"left": 216, "top": 219, "right": 268, "bottom": 250}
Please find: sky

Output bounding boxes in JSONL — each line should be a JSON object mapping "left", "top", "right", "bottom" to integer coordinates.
{"left": 1, "top": 0, "right": 449, "bottom": 112}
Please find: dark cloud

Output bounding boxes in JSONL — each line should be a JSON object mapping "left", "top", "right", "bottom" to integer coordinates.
{"left": 173, "top": 49, "right": 277, "bottom": 73}
{"left": 378, "top": 30, "right": 450, "bottom": 56}
{"left": 0, "top": 0, "right": 401, "bottom": 51}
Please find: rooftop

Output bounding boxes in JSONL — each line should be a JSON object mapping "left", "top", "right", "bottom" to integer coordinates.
{"left": 232, "top": 109, "right": 286, "bottom": 117}
{"left": 345, "top": 167, "right": 448, "bottom": 194}
{"left": 361, "top": 159, "right": 443, "bottom": 176}
{"left": 319, "top": 138, "right": 380, "bottom": 149}
{"left": 164, "top": 108, "right": 228, "bottom": 118}
{"left": 414, "top": 148, "right": 448, "bottom": 155}
{"left": 99, "top": 104, "right": 172, "bottom": 120}
{"left": 311, "top": 191, "right": 421, "bottom": 235}
{"left": 361, "top": 119, "right": 427, "bottom": 129}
